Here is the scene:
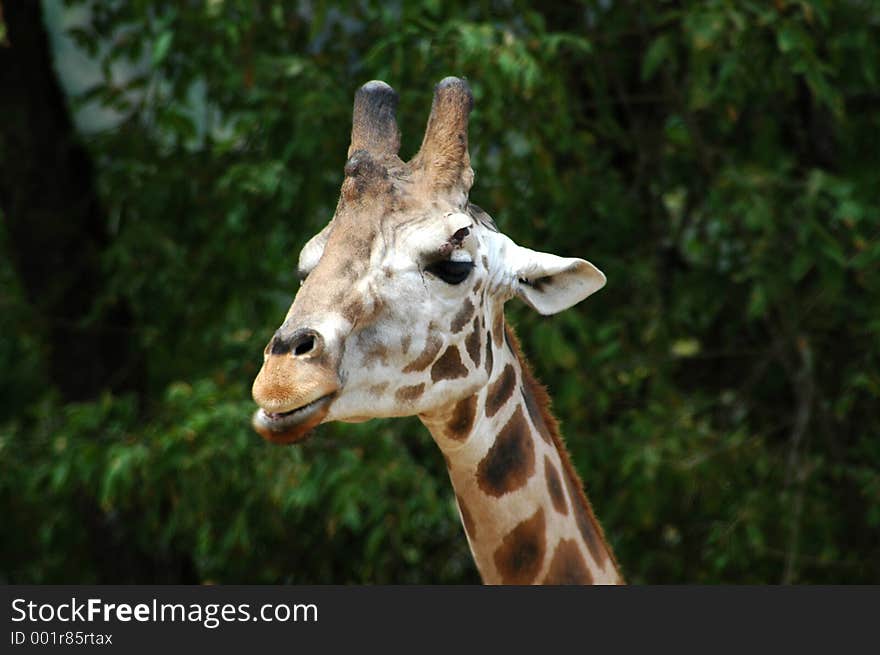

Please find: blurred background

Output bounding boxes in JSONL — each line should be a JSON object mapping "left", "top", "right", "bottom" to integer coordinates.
{"left": 1, "top": 0, "right": 878, "bottom": 584}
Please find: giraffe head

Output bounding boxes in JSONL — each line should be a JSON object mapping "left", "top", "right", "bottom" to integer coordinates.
{"left": 252, "top": 78, "right": 605, "bottom": 444}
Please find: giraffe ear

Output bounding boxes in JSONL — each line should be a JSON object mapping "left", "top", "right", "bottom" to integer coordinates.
{"left": 511, "top": 246, "right": 606, "bottom": 315}
{"left": 297, "top": 222, "right": 332, "bottom": 279}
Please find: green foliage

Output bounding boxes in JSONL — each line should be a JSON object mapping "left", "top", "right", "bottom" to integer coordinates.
{"left": 2, "top": 0, "right": 879, "bottom": 583}
{"left": 1, "top": 380, "right": 472, "bottom": 583}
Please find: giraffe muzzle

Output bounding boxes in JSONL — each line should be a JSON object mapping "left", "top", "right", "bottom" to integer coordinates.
{"left": 251, "top": 344, "right": 340, "bottom": 444}
{"left": 252, "top": 393, "right": 335, "bottom": 444}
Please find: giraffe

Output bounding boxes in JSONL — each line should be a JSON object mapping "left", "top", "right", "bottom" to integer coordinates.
{"left": 251, "top": 77, "right": 623, "bottom": 584}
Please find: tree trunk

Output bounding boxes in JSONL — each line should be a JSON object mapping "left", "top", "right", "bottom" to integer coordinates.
{"left": 0, "top": 1, "right": 143, "bottom": 401}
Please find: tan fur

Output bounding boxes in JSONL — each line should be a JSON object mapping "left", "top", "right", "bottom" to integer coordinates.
{"left": 410, "top": 77, "right": 474, "bottom": 192}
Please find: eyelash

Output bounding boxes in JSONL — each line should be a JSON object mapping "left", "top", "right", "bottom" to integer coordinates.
{"left": 425, "top": 260, "right": 474, "bottom": 285}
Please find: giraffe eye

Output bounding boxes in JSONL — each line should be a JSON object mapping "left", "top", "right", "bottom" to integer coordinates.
{"left": 425, "top": 259, "right": 474, "bottom": 285}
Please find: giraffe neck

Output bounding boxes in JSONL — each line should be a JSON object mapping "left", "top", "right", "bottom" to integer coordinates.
{"left": 420, "top": 322, "right": 623, "bottom": 584}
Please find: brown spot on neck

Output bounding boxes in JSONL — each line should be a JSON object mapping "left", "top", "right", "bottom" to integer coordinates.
{"left": 465, "top": 316, "right": 481, "bottom": 368}
{"left": 446, "top": 394, "right": 477, "bottom": 440}
{"left": 450, "top": 298, "right": 475, "bottom": 333}
{"left": 476, "top": 405, "right": 534, "bottom": 497}
{"left": 403, "top": 335, "right": 442, "bottom": 373}
{"left": 522, "top": 386, "right": 553, "bottom": 445}
{"left": 486, "top": 363, "right": 516, "bottom": 418}
{"left": 431, "top": 345, "right": 468, "bottom": 382}
{"left": 545, "top": 456, "right": 568, "bottom": 516}
{"left": 543, "top": 539, "right": 593, "bottom": 585}
{"left": 493, "top": 507, "right": 546, "bottom": 585}
{"left": 492, "top": 312, "right": 504, "bottom": 347}
{"left": 484, "top": 331, "right": 494, "bottom": 376}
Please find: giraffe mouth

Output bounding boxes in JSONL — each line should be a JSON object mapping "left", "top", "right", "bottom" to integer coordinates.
{"left": 252, "top": 394, "right": 335, "bottom": 445}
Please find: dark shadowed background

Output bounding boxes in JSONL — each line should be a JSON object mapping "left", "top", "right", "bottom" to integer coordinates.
{"left": 1, "top": 0, "right": 878, "bottom": 584}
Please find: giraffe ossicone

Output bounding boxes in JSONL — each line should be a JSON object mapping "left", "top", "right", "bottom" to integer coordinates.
{"left": 251, "top": 77, "right": 622, "bottom": 584}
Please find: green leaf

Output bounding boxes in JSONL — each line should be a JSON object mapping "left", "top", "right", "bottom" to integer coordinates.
{"left": 671, "top": 338, "right": 701, "bottom": 358}
{"left": 642, "top": 35, "right": 672, "bottom": 81}
{"left": 748, "top": 285, "right": 767, "bottom": 319}
{"left": 152, "top": 31, "right": 174, "bottom": 66}
{"left": 789, "top": 251, "right": 813, "bottom": 281}
{"left": 776, "top": 23, "right": 807, "bottom": 54}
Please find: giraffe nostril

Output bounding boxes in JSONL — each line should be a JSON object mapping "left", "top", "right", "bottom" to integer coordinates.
{"left": 294, "top": 336, "right": 315, "bottom": 356}
{"left": 269, "top": 329, "right": 322, "bottom": 357}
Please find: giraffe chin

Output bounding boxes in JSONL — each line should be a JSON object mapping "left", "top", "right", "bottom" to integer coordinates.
{"left": 252, "top": 395, "right": 334, "bottom": 445}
